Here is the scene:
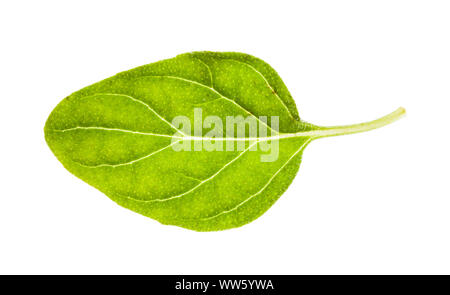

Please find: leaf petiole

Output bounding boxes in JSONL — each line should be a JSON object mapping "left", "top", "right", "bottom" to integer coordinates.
{"left": 310, "top": 107, "right": 406, "bottom": 138}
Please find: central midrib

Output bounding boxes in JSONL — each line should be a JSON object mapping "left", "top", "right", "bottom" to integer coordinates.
{"left": 51, "top": 126, "right": 323, "bottom": 141}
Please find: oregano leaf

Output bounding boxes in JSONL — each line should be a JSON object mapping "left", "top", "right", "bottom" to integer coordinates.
{"left": 44, "top": 51, "right": 405, "bottom": 231}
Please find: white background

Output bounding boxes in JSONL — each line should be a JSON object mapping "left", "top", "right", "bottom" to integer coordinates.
{"left": 0, "top": 0, "right": 449, "bottom": 274}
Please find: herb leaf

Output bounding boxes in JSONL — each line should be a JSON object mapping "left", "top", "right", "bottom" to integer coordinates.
{"left": 44, "top": 52, "right": 405, "bottom": 231}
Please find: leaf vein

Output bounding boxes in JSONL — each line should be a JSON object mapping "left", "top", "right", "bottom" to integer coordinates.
{"left": 122, "top": 141, "right": 259, "bottom": 203}
{"left": 81, "top": 93, "right": 187, "bottom": 136}
{"left": 51, "top": 126, "right": 177, "bottom": 138}
{"left": 198, "top": 138, "right": 312, "bottom": 221}
{"left": 223, "top": 59, "right": 296, "bottom": 120}
{"left": 139, "top": 75, "right": 279, "bottom": 134}
{"left": 72, "top": 140, "right": 181, "bottom": 168}
{"left": 192, "top": 57, "right": 213, "bottom": 87}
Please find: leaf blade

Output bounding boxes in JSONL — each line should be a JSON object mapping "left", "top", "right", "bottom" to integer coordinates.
{"left": 46, "top": 51, "right": 404, "bottom": 231}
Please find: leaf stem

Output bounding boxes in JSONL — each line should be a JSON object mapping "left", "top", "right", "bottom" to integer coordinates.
{"left": 310, "top": 107, "right": 406, "bottom": 138}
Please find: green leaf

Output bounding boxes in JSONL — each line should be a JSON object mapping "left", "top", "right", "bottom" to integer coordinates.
{"left": 44, "top": 51, "right": 405, "bottom": 231}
